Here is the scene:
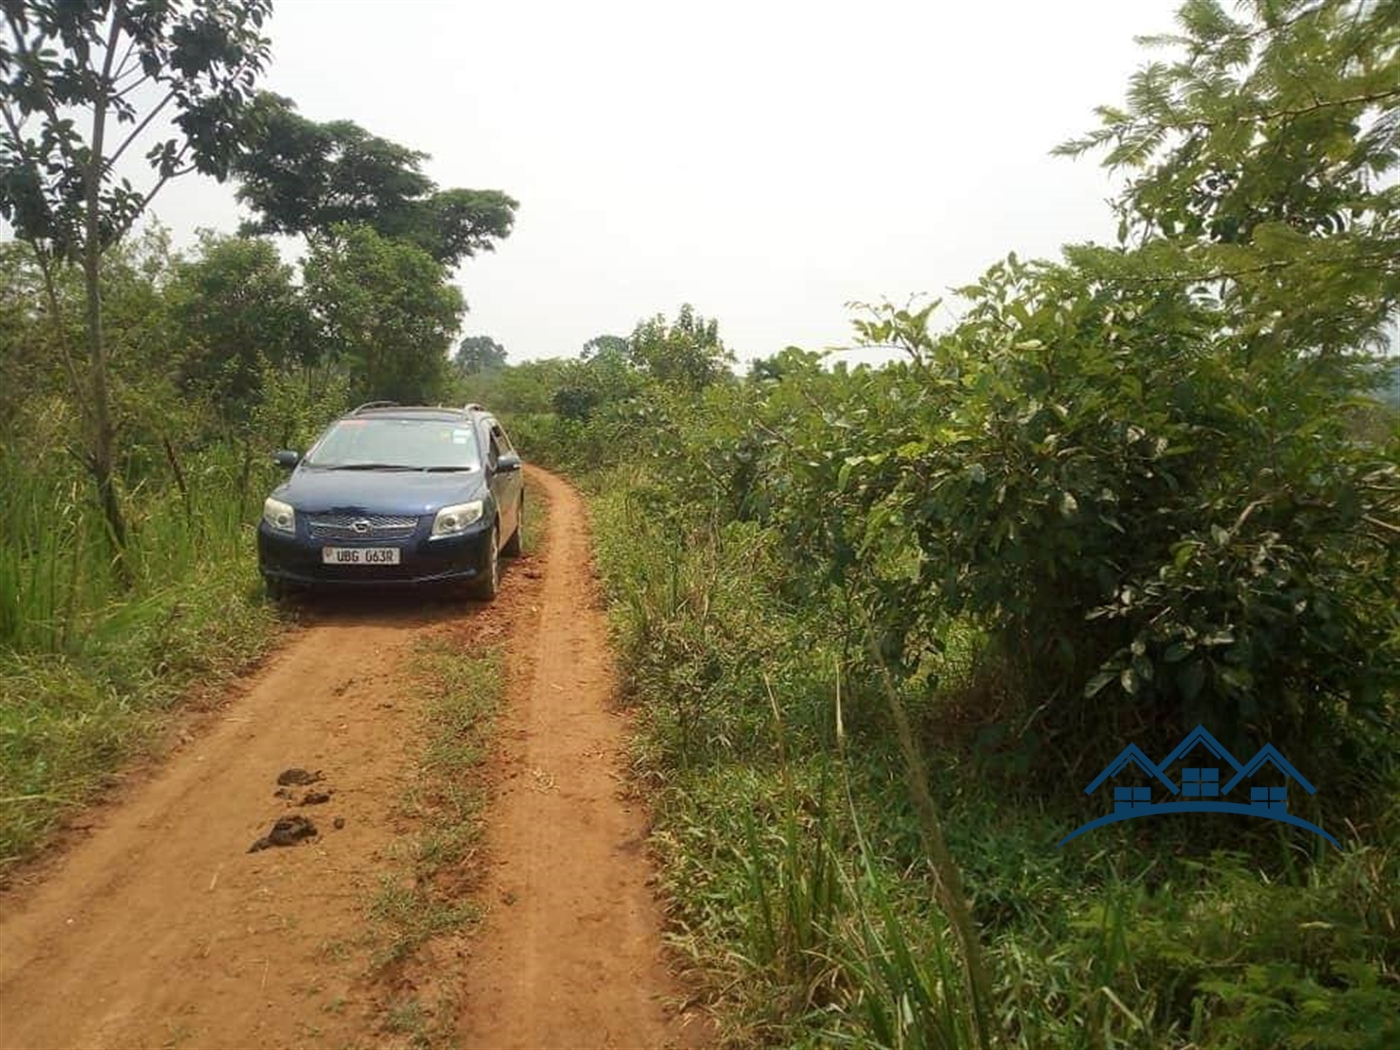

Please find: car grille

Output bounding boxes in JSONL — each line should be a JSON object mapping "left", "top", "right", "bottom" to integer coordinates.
{"left": 307, "top": 513, "right": 420, "bottom": 540}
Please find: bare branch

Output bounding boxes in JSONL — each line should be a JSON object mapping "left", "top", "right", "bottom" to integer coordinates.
{"left": 108, "top": 31, "right": 140, "bottom": 84}
{"left": 107, "top": 88, "right": 176, "bottom": 168}
{"left": 114, "top": 71, "right": 154, "bottom": 101}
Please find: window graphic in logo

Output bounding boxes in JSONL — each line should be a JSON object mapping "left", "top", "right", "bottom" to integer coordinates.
{"left": 1058, "top": 725, "right": 1338, "bottom": 848}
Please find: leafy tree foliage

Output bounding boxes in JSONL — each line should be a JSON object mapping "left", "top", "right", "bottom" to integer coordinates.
{"left": 302, "top": 224, "right": 463, "bottom": 404}
{"left": 0, "top": 0, "right": 272, "bottom": 552}
{"left": 454, "top": 334, "right": 507, "bottom": 374}
{"left": 167, "top": 232, "right": 315, "bottom": 414}
{"left": 581, "top": 333, "right": 628, "bottom": 359}
{"left": 234, "top": 94, "right": 518, "bottom": 267}
{"left": 484, "top": 3, "right": 1399, "bottom": 800}
{"left": 626, "top": 304, "right": 734, "bottom": 390}
{"left": 1057, "top": 0, "right": 1400, "bottom": 360}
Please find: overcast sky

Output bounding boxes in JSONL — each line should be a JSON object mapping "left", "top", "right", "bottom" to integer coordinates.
{"left": 139, "top": 0, "right": 1183, "bottom": 364}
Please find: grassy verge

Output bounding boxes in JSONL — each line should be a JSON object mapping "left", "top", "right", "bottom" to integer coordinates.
{"left": 0, "top": 447, "right": 283, "bottom": 870}
{"left": 367, "top": 640, "right": 501, "bottom": 972}
{"left": 356, "top": 639, "right": 502, "bottom": 1050}
{"left": 588, "top": 468, "right": 1400, "bottom": 1050}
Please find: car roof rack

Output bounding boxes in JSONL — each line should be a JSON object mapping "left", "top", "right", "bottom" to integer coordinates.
{"left": 350, "top": 400, "right": 399, "bottom": 414}
{"left": 463, "top": 402, "right": 485, "bottom": 412}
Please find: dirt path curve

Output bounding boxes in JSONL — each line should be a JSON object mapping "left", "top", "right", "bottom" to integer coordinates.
{"left": 455, "top": 469, "right": 702, "bottom": 1050}
{"left": 0, "top": 467, "right": 702, "bottom": 1050}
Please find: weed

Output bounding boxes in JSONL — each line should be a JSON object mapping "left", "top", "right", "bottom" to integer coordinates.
{"left": 384, "top": 997, "right": 428, "bottom": 1037}
{"left": 368, "top": 875, "right": 476, "bottom": 968}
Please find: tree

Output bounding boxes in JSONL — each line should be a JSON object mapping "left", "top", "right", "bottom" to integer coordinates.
{"left": 0, "top": 0, "right": 272, "bottom": 553}
{"left": 454, "top": 334, "right": 507, "bottom": 374}
{"left": 1057, "top": 0, "right": 1400, "bottom": 360}
{"left": 627, "top": 304, "right": 734, "bottom": 390}
{"left": 581, "top": 333, "right": 628, "bottom": 359}
{"left": 167, "top": 232, "right": 316, "bottom": 414}
{"left": 233, "top": 94, "right": 518, "bottom": 267}
{"left": 303, "top": 225, "right": 463, "bottom": 404}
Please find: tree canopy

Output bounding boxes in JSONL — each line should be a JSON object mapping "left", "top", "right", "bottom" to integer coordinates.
{"left": 0, "top": 0, "right": 273, "bottom": 554}
{"left": 454, "top": 334, "right": 507, "bottom": 374}
{"left": 167, "top": 231, "right": 315, "bottom": 414}
{"left": 302, "top": 224, "right": 464, "bottom": 404}
{"left": 626, "top": 304, "right": 733, "bottom": 390}
{"left": 1058, "top": 0, "right": 1400, "bottom": 360}
{"left": 233, "top": 93, "right": 518, "bottom": 267}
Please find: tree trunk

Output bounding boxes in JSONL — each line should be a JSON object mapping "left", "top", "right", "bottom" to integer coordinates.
{"left": 83, "top": 7, "right": 129, "bottom": 571}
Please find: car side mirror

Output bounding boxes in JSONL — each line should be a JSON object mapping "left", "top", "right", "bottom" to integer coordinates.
{"left": 273, "top": 449, "right": 301, "bottom": 468}
{"left": 496, "top": 452, "right": 522, "bottom": 473}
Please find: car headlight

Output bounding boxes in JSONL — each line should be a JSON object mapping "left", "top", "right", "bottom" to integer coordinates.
{"left": 262, "top": 496, "right": 296, "bottom": 534}
{"left": 432, "top": 500, "right": 484, "bottom": 538}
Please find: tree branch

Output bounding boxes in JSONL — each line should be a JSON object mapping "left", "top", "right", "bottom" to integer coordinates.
{"left": 1135, "top": 87, "right": 1400, "bottom": 137}
{"left": 107, "top": 87, "right": 176, "bottom": 168}
{"left": 114, "top": 145, "right": 194, "bottom": 242}
{"left": 114, "top": 70, "right": 154, "bottom": 101}
{"left": 109, "top": 31, "right": 140, "bottom": 84}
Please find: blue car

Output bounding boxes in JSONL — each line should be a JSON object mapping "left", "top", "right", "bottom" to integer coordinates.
{"left": 258, "top": 402, "right": 525, "bottom": 601}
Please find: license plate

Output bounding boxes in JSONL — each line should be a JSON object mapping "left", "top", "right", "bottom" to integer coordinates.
{"left": 322, "top": 547, "right": 400, "bottom": 565}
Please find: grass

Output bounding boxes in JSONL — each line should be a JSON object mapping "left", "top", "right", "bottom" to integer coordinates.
{"left": 587, "top": 471, "right": 1400, "bottom": 1050}
{"left": 0, "top": 445, "right": 283, "bottom": 869}
{"left": 364, "top": 640, "right": 502, "bottom": 973}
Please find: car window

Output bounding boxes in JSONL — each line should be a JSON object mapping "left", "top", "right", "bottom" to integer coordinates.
{"left": 304, "top": 418, "right": 482, "bottom": 470}
{"left": 490, "top": 422, "right": 515, "bottom": 455}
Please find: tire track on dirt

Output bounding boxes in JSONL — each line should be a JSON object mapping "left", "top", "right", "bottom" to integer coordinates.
{"left": 0, "top": 612, "right": 437, "bottom": 1049}
{"left": 455, "top": 469, "right": 706, "bottom": 1049}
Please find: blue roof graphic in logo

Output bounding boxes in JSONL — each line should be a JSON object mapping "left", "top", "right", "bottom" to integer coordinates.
{"left": 1058, "top": 724, "right": 1338, "bottom": 849}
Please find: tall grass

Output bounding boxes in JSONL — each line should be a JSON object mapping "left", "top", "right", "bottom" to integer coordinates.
{"left": 0, "top": 445, "right": 279, "bottom": 866}
{"left": 589, "top": 473, "right": 1400, "bottom": 1050}
{"left": 0, "top": 447, "right": 264, "bottom": 658}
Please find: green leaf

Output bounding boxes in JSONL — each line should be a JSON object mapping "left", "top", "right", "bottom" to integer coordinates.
{"left": 1178, "top": 661, "right": 1206, "bottom": 702}
{"left": 1085, "top": 670, "right": 1117, "bottom": 698}
{"left": 1163, "top": 641, "right": 1193, "bottom": 663}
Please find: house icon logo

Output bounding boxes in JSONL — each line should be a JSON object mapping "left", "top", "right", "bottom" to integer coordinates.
{"left": 1058, "top": 724, "right": 1338, "bottom": 848}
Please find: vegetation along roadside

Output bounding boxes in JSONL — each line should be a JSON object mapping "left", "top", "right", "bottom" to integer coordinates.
{"left": 1, "top": 0, "right": 1397, "bottom": 1048}
{"left": 460, "top": 3, "right": 1400, "bottom": 1047}
{"left": 1, "top": 0, "right": 518, "bottom": 873}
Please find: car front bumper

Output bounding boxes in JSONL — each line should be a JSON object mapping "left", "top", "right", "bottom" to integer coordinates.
{"left": 257, "top": 518, "right": 493, "bottom": 587}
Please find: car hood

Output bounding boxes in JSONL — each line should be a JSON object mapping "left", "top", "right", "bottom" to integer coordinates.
{"left": 275, "top": 468, "right": 488, "bottom": 515}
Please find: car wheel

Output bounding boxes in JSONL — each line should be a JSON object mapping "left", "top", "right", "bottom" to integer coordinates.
{"left": 469, "top": 522, "right": 500, "bottom": 601}
{"left": 502, "top": 495, "right": 523, "bottom": 557}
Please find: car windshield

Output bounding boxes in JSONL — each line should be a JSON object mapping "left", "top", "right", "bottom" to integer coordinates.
{"left": 304, "top": 418, "right": 482, "bottom": 471}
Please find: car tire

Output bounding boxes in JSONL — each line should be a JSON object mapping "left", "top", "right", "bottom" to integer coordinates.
{"left": 502, "top": 496, "right": 523, "bottom": 557}
{"left": 469, "top": 522, "right": 500, "bottom": 601}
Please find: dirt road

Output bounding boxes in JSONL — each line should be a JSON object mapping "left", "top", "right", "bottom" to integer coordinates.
{"left": 0, "top": 468, "right": 702, "bottom": 1050}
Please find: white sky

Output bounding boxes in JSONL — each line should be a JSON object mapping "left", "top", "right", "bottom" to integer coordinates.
{"left": 139, "top": 0, "right": 1183, "bottom": 363}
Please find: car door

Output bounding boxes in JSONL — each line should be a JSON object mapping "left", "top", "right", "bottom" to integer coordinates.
{"left": 489, "top": 419, "right": 523, "bottom": 536}
{"left": 481, "top": 417, "right": 520, "bottom": 542}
